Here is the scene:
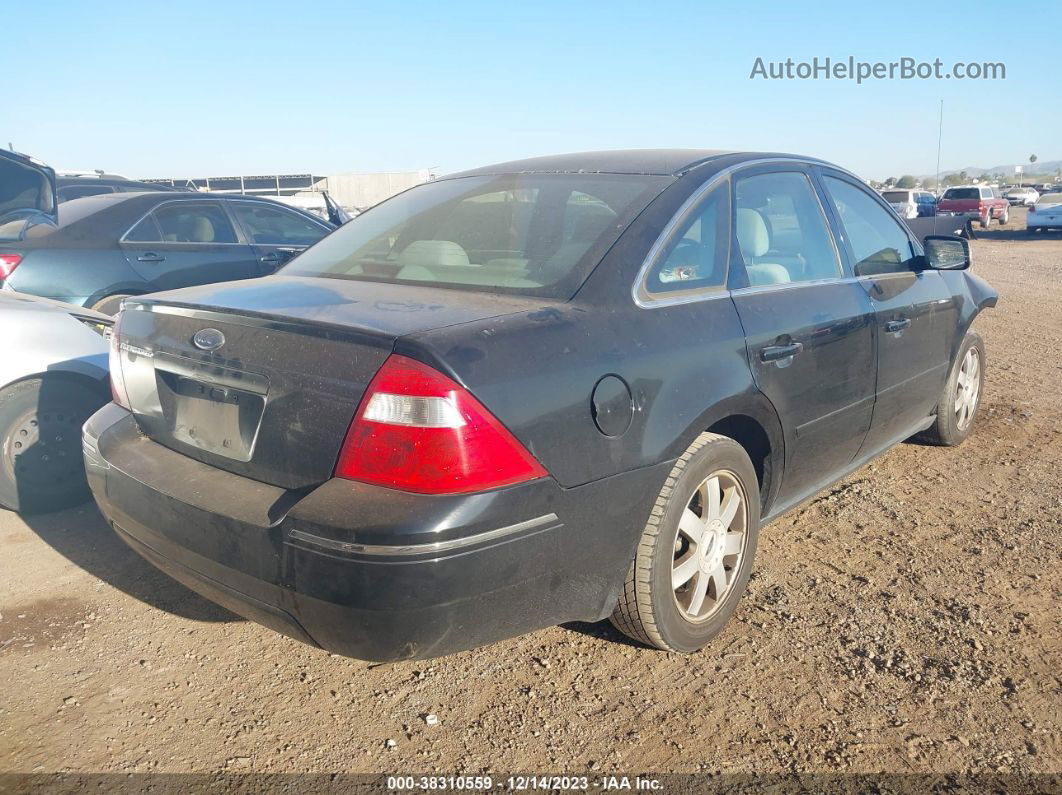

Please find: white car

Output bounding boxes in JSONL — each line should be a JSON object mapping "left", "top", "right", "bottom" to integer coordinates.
{"left": 1027, "top": 193, "right": 1062, "bottom": 234}
{"left": 880, "top": 189, "right": 935, "bottom": 219}
{"left": 1, "top": 151, "right": 113, "bottom": 513}
{"left": 1005, "top": 187, "right": 1039, "bottom": 206}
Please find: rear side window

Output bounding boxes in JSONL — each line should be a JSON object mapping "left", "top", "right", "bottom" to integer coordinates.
{"left": 822, "top": 176, "right": 917, "bottom": 276}
{"left": 127, "top": 202, "right": 239, "bottom": 244}
{"left": 230, "top": 203, "right": 328, "bottom": 246}
{"left": 281, "top": 174, "right": 671, "bottom": 299}
{"left": 59, "top": 185, "right": 115, "bottom": 202}
{"left": 644, "top": 184, "right": 728, "bottom": 295}
{"left": 733, "top": 171, "right": 840, "bottom": 286}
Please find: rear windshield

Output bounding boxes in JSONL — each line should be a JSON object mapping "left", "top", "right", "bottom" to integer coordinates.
{"left": 1037, "top": 193, "right": 1062, "bottom": 205}
{"left": 942, "top": 188, "right": 979, "bottom": 200}
{"left": 281, "top": 173, "right": 672, "bottom": 298}
{"left": 881, "top": 191, "right": 910, "bottom": 202}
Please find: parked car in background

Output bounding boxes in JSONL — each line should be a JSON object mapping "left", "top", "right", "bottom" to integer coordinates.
{"left": 0, "top": 292, "right": 112, "bottom": 513}
{"left": 881, "top": 189, "right": 936, "bottom": 218}
{"left": 85, "top": 149, "right": 996, "bottom": 661}
{"left": 937, "top": 185, "right": 1009, "bottom": 228}
{"left": 57, "top": 174, "right": 188, "bottom": 203}
{"left": 1027, "top": 192, "right": 1062, "bottom": 234}
{"left": 1004, "top": 187, "right": 1039, "bottom": 206}
{"left": 0, "top": 191, "right": 335, "bottom": 314}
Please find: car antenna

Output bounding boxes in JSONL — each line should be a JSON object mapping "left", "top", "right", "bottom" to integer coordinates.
{"left": 933, "top": 99, "right": 943, "bottom": 236}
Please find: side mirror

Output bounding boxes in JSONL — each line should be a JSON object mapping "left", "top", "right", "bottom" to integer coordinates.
{"left": 923, "top": 235, "right": 971, "bottom": 270}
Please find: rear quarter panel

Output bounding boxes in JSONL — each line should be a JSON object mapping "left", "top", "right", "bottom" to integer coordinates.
{"left": 0, "top": 304, "right": 109, "bottom": 390}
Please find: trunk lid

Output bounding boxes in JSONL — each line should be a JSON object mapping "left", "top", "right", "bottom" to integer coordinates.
{"left": 118, "top": 275, "right": 550, "bottom": 489}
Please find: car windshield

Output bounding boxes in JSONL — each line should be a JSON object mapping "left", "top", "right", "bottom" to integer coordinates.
{"left": 881, "top": 191, "right": 910, "bottom": 202}
{"left": 281, "top": 173, "right": 672, "bottom": 299}
{"left": 942, "top": 188, "right": 979, "bottom": 200}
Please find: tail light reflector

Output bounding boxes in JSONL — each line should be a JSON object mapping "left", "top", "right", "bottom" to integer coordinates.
{"left": 108, "top": 312, "right": 131, "bottom": 410}
{"left": 0, "top": 254, "right": 22, "bottom": 280}
{"left": 335, "top": 355, "right": 547, "bottom": 494}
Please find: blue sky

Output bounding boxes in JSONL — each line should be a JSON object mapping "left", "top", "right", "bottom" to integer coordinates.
{"left": 5, "top": 1, "right": 1060, "bottom": 180}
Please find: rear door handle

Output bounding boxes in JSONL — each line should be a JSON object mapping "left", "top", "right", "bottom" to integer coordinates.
{"left": 136, "top": 253, "right": 165, "bottom": 263}
{"left": 760, "top": 342, "right": 804, "bottom": 362}
{"left": 259, "top": 252, "right": 280, "bottom": 263}
{"left": 884, "top": 318, "right": 911, "bottom": 333}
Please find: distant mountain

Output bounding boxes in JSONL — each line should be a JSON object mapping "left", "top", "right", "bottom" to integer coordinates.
{"left": 924, "top": 160, "right": 1062, "bottom": 179}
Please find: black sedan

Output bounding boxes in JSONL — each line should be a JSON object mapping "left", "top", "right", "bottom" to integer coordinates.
{"left": 0, "top": 191, "right": 334, "bottom": 314}
{"left": 83, "top": 150, "right": 996, "bottom": 660}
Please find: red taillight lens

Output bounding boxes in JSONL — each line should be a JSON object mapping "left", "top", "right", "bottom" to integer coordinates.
{"left": 335, "top": 355, "right": 548, "bottom": 494}
{"left": 108, "top": 312, "right": 131, "bottom": 410}
{"left": 0, "top": 254, "right": 22, "bottom": 280}
{"left": 1028, "top": 205, "right": 1035, "bottom": 213}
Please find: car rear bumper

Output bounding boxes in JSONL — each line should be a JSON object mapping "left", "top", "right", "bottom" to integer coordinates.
{"left": 83, "top": 403, "right": 669, "bottom": 661}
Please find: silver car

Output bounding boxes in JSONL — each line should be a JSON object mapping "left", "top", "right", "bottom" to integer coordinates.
{"left": 1, "top": 151, "right": 112, "bottom": 512}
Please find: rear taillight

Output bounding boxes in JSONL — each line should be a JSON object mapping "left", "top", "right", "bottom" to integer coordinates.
{"left": 108, "top": 312, "right": 131, "bottom": 410}
{"left": 0, "top": 254, "right": 22, "bottom": 280}
{"left": 335, "top": 354, "right": 548, "bottom": 494}
{"left": 1028, "top": 205, "right": 1036, "bottom": 213}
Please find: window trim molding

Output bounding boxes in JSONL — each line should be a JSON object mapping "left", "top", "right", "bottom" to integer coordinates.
{"left": 631, "top": 157, "right": 872, "bottom": 309}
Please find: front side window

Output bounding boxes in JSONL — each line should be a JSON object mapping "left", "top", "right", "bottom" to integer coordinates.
{"left": 281, "top": 174, "right": 671, "bottom": 298}
{"left": 733, "top": 171, "right": 840, "bottom": 286}
{"left": 822, "top": 176, "right": 918, "bottom": 276}
{"left": 231, "top": 203, "right": 328, "bottom": 246}
{"left": 132, "top": 202, "right": 238, "bottom": 244}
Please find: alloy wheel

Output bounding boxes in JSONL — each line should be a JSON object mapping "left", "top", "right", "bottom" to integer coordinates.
{"left": 671, "top": 470, "right": 748, "bottom": 622}
{"left": 954, "top": 347, "right": 981, "bottom": 431}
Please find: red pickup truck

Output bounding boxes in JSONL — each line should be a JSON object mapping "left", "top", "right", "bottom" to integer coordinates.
{"left": 937, "top": 186, "right": 1010, "bottom": 228}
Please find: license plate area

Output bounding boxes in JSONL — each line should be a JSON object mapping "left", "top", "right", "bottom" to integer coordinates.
{"left": 155, "top": 368, "right": 266, "bottom": 462}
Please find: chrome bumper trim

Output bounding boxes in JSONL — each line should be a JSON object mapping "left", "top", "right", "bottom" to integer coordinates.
{"left": 288, "top": 513, "right": 562, "bottom": 557}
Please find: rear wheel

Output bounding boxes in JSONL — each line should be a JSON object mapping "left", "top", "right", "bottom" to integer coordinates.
{"left": 0, "top": 378, "right": 108, "bottom": 513}
{"left": 610, "top": 432, "right": 760, "bottom": 652}
{"left": 980, "top": 212, "right": 992, "bottom": 229}
{"left": 999, "top": 206, "right": 1009, "bottom": 225}
{"left": 915, "top": 332, "right": 985, "bottom": 447}
{"left": 90, "top": 294, "right": 132, "bottom": 316}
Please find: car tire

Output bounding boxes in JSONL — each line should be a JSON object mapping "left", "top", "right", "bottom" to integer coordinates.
{"left": 914, "top": 332, "right": 986, "bottom": 447}
{"left": 980, "top": 213, "right": 991, "bottom": 229}
{"left": 999, "top": 207, "right": 1009, "bottom": 225}
{"left": 90, "top": 294, "right": 132, "bottom": 316}
{"left": 0, "top": 377, "right": 108, "bottom": 514}
{"left": 610, "top": 432, "right": 761, "bottom": 653}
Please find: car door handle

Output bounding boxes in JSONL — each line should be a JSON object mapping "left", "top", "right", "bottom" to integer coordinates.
{"left": 884, "top": 318, "right": 911, "bottom": 333}
{"left": 259, "top": 253, "right": 280, "bottom": 263}
{"left": 760, "top": 342, "right": 804, "bottom": 362}
{"left": 136, "top": 253, "right": 165, "bottom": 263}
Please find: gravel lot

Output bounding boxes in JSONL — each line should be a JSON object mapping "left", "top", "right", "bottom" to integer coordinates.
{"left": 1, "top": 210, "right": 1059, "bottom": 784}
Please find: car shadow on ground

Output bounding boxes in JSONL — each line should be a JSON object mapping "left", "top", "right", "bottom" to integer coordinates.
{"left": 15, "top": 501, "right": 240, "bottom": 623}
{"left": 560, "top": 619, "right": 647, "bottom": 649}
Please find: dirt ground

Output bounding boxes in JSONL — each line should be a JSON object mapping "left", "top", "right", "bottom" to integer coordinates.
{"left": 1, "top": 209, "right": 1059, "bottom": 785}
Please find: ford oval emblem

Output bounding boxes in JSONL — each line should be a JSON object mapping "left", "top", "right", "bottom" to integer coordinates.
{"left": 192, "top": 328, "right": 225, "bottom": 351}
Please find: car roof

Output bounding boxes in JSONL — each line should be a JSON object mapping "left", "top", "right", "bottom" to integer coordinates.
{"left": 444, "top": 149, "right": 792, "bottom": 178}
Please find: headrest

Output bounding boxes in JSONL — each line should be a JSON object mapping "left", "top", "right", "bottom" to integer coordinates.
{"left": 736, "top": 208, "right": 769, "bottom": 259}
{"left": 191, "top": 216, "right": 215, "bottom": 243}
{"left": 397, "top": 240, "right": 470, "bottom": 269}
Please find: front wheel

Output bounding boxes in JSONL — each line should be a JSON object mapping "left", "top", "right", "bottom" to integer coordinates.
{"left": 915, "top": 332, "right": 985, "bottom": 447}
{"left": 610, "top": 432, "right": 761, "bottom": 652}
